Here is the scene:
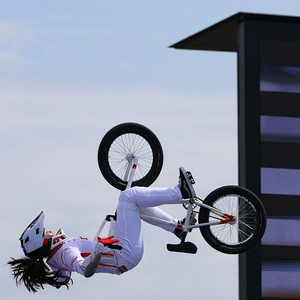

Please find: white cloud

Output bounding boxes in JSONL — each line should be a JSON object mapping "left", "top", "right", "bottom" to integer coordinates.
{"left": 0, "top": 20, "right": 35, "bottom": 42}
{"left": 0, "top": 21, "right": 37, "bottom": 67}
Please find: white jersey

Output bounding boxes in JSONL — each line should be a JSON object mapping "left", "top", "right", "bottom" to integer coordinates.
{"left": 47, "top": 237, "right": 122, "bottom": 280}
{"left": 46, "top": 186, "right": 182, "bottom": 282}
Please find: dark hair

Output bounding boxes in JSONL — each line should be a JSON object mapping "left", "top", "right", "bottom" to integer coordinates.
{"left": 8, "top": 257, "right": 73, "bottom": 293}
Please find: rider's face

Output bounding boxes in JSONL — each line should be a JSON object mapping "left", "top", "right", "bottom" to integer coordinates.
{"left": 44, "top": 231, "right": 56, "bottom": 238}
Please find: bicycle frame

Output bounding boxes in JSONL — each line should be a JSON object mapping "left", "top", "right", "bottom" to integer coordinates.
{"left": 141, "top": 198, "right": 236, "bottom": 233}
{"left": 94, "top": 157, "right": 236, "bottom": 241}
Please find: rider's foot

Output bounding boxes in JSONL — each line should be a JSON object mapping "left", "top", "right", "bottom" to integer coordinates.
{"left": 174, "top": 213, "right": 197, "bottom": 239}
{"left": 174, "top": 225, "right": 186, "bottom": 239}
{"left": 174, "top": 226, "right": 186, "bottom": 239}
{"left": 178, "top": 167, "right": 196, "bottom": 199}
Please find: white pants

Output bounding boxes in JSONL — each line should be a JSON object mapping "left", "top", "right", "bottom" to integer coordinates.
{"left": 112, "top": 186, "right": 182, "bottom": 270}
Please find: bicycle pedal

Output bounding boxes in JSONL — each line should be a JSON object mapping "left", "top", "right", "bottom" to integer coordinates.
{"left": 167, "top": 242, "right": 197, "bottom": 254}
{"left": 186, "top": 171, "right": 195, "bottom": 184}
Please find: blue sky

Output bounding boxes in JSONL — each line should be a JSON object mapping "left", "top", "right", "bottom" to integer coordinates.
{"left": 2, "top": 1, "right": 300, "bottom": 300}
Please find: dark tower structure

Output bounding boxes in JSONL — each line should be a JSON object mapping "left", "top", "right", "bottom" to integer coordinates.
{"left": 171, "top": 12, "right": 300, "bottom": 299}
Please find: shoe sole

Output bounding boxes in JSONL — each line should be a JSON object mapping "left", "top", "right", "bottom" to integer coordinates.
{"left": 180, "top": 167, "right": 196, "bottom": 198}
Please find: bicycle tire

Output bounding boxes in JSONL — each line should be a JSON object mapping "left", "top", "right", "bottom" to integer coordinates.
{"left": 98, "top": 123, "right": 163, "bottom": 190}
{"left": 199, "top": 185, "right": 266, "bottom": 254}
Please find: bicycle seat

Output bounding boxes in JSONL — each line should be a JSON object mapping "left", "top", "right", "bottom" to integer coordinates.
{"left": 167, "top": 242, "right": 197, "bottom": 254}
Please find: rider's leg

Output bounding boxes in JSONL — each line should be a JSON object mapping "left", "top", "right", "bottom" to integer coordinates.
{"left": 122, "top": 166, "right": 195, "bottom": 207}
{"left": 112, "top": 168, "right": 195, "bottom": 270}
{"left": 122, "top": 185, "right": 182, "bottom": 207}
{"left": 112, "top": 192, "right": 144, "bottom": 271}
{"left": 112, "top": 186, "right": 182, "bottom": 270}
{"left": 139, "top": 206, "right": 178, "bottom": 233}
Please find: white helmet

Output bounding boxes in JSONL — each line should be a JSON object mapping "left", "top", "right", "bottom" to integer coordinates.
{"left": 19, "top": 211, "right": 68, "bottom": 260}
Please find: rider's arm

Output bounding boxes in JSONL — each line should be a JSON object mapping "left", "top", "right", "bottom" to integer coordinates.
{"left": 79, "top": 242, "right": 103, "bottom": 278}
{"left": 57, "top": 244, "right": 101, "bottom": 278}
{"left": 59, "top": 236, "right": 119, "bottom": 278}
{"left": 78, "top": 236, "right": 119, "bottom": 278}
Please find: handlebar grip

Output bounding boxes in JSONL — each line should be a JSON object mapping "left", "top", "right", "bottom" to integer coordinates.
{"left": 107, "top": 244, "right": 122, "bottom": 250}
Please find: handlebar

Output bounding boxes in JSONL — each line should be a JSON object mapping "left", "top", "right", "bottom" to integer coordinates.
{"left": 107, "top": 244, "right": 122, "bottom": 250}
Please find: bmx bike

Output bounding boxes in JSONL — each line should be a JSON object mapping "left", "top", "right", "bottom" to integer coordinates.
{"left": 95, "top": 122, "right": 266, "bottom": 255}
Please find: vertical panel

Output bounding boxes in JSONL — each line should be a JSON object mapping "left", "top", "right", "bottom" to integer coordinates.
{"left": 238, "top": 19, "right": 262, "bottom": 300}
{"left": 260, "top": 39, "right": 300, "bottom": 299}
{"left": 170, "top": 12, "right": 300, "bottom": 300}
{"left": 238, "top": 19, "right": 300, "bottom": 300}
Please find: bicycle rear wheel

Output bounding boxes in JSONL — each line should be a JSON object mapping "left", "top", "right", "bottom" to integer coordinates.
{"left": 199, "top": 185, "right": 266, "bottom": 254}
{"left": 98, "top": 123, "right": 163, "bottom": 190}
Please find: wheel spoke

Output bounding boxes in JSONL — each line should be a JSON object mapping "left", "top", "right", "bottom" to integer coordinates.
{"left": 208, "top": 194, "right": 258, "bottom": 246}
{"left": 108, "top": 133, "right": 154, "bottom": 181}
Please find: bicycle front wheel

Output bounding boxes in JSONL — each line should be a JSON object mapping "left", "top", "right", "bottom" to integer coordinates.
{"left": 199, "top": 185, "right": 266, "bottom": 254}
{"left": 98, "top": 123, "right": 163, "bottom": 190}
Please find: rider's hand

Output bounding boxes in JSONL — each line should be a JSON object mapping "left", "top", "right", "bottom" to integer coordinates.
{"left": 97, "top": 235, "right": 120, "bottom": 246}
